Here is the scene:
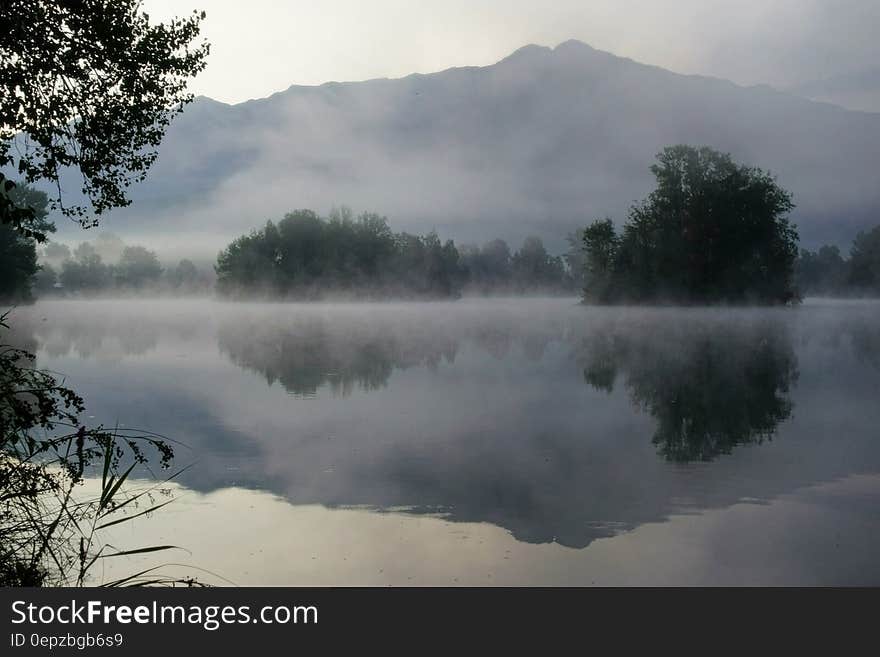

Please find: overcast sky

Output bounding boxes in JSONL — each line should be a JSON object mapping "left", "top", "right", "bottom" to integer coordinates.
{"left": 143, "top": 0, "right": 879, "bottom": 104}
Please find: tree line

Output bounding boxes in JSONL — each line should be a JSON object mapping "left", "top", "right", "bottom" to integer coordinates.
{"left": 577, "top": 145, "right": 880, "bottom": 304}
{"left": 6, "top": 145, "right": 880, "bottom": 304}
{"left": 795, "top": 228, "right": 880, "bottom": 296}
{"left": 2, "top": 0, "right": 209, "bottom": 586}
{"left": 38, "top": 236, "right": 210, "bottom": 297}
{"left": 0, "top": 184, "right": 210, "bottom": 302}
{"left": 215, "top": 207, "right": 574, "bottom": 298}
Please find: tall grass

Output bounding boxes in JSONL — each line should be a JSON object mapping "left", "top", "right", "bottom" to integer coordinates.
{"left": 1, "top": 311, "right": 201, "bottom": 586}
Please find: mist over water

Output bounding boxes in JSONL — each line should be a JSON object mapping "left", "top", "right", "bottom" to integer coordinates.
{"left": 10, "top": 297, "right": 880, "bottom": 584}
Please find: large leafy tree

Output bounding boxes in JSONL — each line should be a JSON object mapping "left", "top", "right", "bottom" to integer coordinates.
{"left": 1, "top": 0, "right": 209, "bottom": 239}
{"left": 582, "top": 146, "right": 799, "bottom": 304}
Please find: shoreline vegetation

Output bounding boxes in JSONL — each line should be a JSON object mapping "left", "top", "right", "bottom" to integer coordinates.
{"left": 3, "top": 146, "right": 876, "bottom": 306}
{"left": 0, "top": 310, "right": 182, "bottom": 585}
{"left": 11, "top": 217, "right": 880, "bottom": 304}
{"left": 2, "top": 0, "right": 211, "bottom": 587}
{"left": 214, "top": 208, "right": 574, "bottom": 300}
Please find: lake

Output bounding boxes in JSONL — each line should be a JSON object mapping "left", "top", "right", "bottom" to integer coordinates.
{"left": 10, "top": 297, "right": 880, "bottom": 585}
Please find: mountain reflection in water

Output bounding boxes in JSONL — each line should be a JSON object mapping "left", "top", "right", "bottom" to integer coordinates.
{"left": 12, "top": 299, "right": 880, "bottom": 554}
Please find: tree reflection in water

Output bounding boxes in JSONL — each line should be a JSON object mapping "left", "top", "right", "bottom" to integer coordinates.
{"left": 217, "top": 317, "right": 459, "bottom": 397}
{"left": 578, "top": 316, "right": 799, "bottom": 462}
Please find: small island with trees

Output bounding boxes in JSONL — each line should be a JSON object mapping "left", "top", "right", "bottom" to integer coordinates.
{"left": 580, "top": 145, "right": 801, "bottom": 305}
{"left": 5, "top": 144, "right": 880, "bottom": 305}
{"left": 208, "top": 144, "right": 880, "bottom": 304}
{"left": 214, "top": 208, "right": 573, "bottom": 299}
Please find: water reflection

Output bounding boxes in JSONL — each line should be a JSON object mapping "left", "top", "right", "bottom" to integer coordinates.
{"left": 10, "top": 299, "right": 880, "bottom": 554}
{"left": 215, "top": 304, "right": 567, "bottom": 398}
{"left": 13, "top": 300, "right": 186, "bottom": 359}
{"left": 850, "top": 317, "right": 880, "bottom": 369}
{"left": 219, "top": 307, "right": 803, "bottom": 464}
{"left": 577, "top": 318, "right": 798, "bottom": 462}
{"left": 97, "top": 474, "right": 880, "bottom": 586}
{"left": 218, "top": 315, "right": 458, "bottom": 397}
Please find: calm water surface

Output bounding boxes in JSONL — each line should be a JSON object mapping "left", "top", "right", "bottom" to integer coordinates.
{"left": 12, "top": 297, "right": 880, "bottom": 585}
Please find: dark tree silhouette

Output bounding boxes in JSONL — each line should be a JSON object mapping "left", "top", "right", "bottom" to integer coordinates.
{"left": 848, "top": 226, "right": 880, "bottom": 293}
{"left": 0, "top": 185, "right": 51, "bottom": 302}
{"left": 796, "top": 245, "right": 848, "bottom": 295}
{"left": 581, "top": 146, "right": 800, "bottom": 305}
{"left": 511, "top": 237, "right": 569, "bottom": 292}
{"left": 216, "top": 210, "right": 468, "bottom": 298}
{"left": 462, "top": 238, "right": 513, "bottom": 292}
{"left": 1, "top": 1, "right": 208, "bottom": 587}
{"left": 580, "top": 218, "right": 618, "bottom": 301}
{"left": 0, "top": 1, "right": 208, "bottom": 237}
{"left": 217, "top": 210, "right": 577, "bottom": 299}
{"left": 794, "top": 224, "right": 880, "bottom": 297}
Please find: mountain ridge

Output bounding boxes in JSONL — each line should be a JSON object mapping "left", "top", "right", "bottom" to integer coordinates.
{"left": 206, "top": 40, "right": 860, "bottom": 114}
{"left": 52, "top": 39, "right": 880, "bottom": 260}
{"left": 789, "top": 67, "right": 880, "bottom": 113}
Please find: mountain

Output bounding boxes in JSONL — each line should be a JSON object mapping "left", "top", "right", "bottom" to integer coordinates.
{"left": 790, "top": 68, "right": 880, "bottom": 113}
{"left": 56, "top": 39, "right": 880, "bottom": 258}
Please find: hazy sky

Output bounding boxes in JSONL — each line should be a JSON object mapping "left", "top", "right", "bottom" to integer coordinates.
{"left": 143, "top": 0, "right": 879, "bottom": 104}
